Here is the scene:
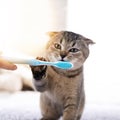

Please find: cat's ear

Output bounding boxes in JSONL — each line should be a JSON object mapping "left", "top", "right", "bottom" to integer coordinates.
{"left": 47, "top": 32, "right": 59, "bottom": 38}
{"left": 84, "top": 38, "right": 95, "bottom": 46}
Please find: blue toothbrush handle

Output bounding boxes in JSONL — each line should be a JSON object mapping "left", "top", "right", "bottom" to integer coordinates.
{"left": 28, "top": 60, "right": 73, "bottom": 69}
{"left": 28, "top": 59, "right": 52, "bottom": 66}
{"left": 1, "top": 56, "right": 73, "bottom": 69}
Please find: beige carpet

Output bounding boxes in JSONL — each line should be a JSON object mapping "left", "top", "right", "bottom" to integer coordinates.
{"left": 0, "top": 91, "right": 120, "bottom": 120}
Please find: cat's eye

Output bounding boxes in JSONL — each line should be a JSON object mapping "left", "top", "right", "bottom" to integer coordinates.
{"left": 54, "top": 43, "right": 61, "bottom": 49}
{"left": 69, "top": 48, "right": 79, "bottom": 53}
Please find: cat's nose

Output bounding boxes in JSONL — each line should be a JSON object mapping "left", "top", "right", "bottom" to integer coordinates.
{"left": 61, "top": 54, "right": 66, "bottom": 59}
{"left": 60, "top": 51, "right": 67, "bottom": 59}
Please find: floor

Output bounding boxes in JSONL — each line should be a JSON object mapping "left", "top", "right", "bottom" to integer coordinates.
{"left": 0, "top": 91, "right": 120, "bottom": 120}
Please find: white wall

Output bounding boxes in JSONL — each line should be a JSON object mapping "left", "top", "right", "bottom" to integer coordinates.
{"left": 67, "top": 0, "right": 120, "bottom": 104}
{"left": 0, "top": 0, "right": 67, "bottom": 56}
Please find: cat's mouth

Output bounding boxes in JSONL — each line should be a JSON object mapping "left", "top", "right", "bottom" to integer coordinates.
{"left": 60, "top": 59, "right": 65, "bottom": 61}
{"left": 60, "top": 58, "right": 69, "bottom": 62}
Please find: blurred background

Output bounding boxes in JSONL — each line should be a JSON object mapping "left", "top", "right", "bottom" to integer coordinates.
{"left": 0, "top": 0, "right": 120, "bottom": 119}
{"left": 67, "top": 0, "right": 120, "bottom": 105}
{"left": 0, "top": 0, "right": 67, "bottom": 56}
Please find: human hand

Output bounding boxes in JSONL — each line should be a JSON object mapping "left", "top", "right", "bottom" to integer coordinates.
{"left": 0, "top": 58, "right": 17, "bottom": 70}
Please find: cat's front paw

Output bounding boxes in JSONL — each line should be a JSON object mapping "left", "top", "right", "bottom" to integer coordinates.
{"left": 30, "top": 57, "right": 47, "bottom": 80}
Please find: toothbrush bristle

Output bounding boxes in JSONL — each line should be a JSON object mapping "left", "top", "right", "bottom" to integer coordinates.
{"left": 56, "top": 61, "right": 73, "bottom": 69}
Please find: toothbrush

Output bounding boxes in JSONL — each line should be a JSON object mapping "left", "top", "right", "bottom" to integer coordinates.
{"left": 2, "top": 57, "right": 73, "bottom": 70}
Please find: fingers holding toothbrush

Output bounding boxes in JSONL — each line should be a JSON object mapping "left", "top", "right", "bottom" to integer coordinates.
{"left": 0, "top": 58, "right": 17, "bottom": 70}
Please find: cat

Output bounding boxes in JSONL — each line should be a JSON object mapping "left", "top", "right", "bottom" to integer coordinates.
{"left": 30, "top": 31, "right": 94, "bottom": 120}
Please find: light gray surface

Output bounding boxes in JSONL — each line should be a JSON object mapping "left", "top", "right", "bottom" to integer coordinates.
{"left": 0, "top": 91, "right": 120, "bottom": 120}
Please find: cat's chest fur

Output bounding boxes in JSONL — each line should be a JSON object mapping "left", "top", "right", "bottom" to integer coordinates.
{"left": 45, "top": 66, "right": 83, "bottom": 103}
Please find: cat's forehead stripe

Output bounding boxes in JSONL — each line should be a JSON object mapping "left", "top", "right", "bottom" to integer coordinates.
{"left": 72, "top": 42, "right": 76, "bottom": 47}
{"left": 63, "top": 31, "right": 80, "bottom": 42}
{"left": 60, "top": 38, "right": 63, "bottom": 44}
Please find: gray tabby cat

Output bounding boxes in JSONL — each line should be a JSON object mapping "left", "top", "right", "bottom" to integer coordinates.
{"left": 30, "top": 31, "right": 94, "bottom": 120}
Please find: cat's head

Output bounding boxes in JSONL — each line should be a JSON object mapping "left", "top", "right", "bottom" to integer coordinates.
{"left": 45, "top": 31, "right": 94, "bottom": 70}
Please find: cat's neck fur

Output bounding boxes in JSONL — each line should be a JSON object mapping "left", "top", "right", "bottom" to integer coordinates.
{"left": 50, "top": 66, "right": 83, "bottom": 78}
